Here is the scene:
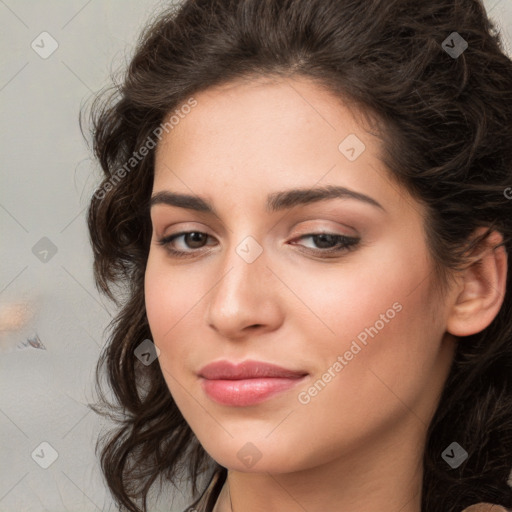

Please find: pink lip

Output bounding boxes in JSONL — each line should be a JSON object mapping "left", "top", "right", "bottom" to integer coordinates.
{"left": 198, "top": 360, "right": 308, "bottom": 406}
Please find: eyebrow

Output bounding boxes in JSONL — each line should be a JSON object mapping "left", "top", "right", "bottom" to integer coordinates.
{"left": 149, "top": 185, "right": 385, "bottom": 215}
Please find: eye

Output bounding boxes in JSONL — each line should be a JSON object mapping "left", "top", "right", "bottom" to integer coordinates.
{"left": 289, "top": 233, "right": 360, "bottom": 257}
{"left": 157, "top": 231, "right": 360, "bottom": 259}
{"left": 157, "top": 231, "right": 216, "bottom": 258}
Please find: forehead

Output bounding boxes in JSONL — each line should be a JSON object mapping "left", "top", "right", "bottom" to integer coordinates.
{"left": 154, "top": 74, "right": 376, "bottom": 167}
{"left": 151, "top": 75, "right": 419, "bottom": 224}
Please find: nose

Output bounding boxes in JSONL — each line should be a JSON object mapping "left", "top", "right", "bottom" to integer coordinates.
{"left": 205, "top": 240, "right": 284, "bottom": 340}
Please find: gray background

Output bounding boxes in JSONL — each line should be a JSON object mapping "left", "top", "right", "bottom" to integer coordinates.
{"left": 1, "top": 1, "right": 511, "bottom": 511}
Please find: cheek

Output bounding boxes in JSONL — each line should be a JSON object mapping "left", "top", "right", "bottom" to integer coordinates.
{"left": 286, "top": 284, "right": 440, "bottom": 467}
{"left": 144, "top": 254, "right": 204, "bottom": 339}
{"left": 144, "top": 260, "right": 196, "bottom": 408}
{"left": 144, "top": 254, "right": 216, "bottom": 399}
{"left": 294, "top": 239, "right": 439, "bottom": 406}
{"left": 293, "top": 238, "right": 429, "bottom": 349}
{"left": 145, "top": 261, "right": 171, "bottom": 340}
{"left": 144, "top": 258, "right": 192, "bottom": 385}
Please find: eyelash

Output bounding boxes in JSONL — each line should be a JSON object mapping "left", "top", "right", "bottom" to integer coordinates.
{"left": 157, "top": 231, "right": 360, "bottom": 259}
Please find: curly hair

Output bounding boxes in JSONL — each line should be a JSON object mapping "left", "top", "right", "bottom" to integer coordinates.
{"left": 82, "top": 0, "right": 512, "bottom": 511}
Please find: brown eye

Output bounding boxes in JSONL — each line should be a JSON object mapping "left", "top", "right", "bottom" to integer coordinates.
{"left": 309, "top": 234, "right": 339, "bottom": 249}
{"left": 157, "top": 231, "right": 217, "bottom": 258}
{"left": 183, "top": 232, "right": 208, "bottom": 248}
{"left": 289, "top": 233, "right": 360, "bottom": 257}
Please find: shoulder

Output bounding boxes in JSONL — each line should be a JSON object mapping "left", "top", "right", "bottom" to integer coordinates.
{"left": 460, "top": 504, "right": 511, "bottom": 512}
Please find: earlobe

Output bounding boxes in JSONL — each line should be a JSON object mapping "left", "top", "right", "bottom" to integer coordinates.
{"left": 446, "top": 229, "right": 508, "bottom": 338}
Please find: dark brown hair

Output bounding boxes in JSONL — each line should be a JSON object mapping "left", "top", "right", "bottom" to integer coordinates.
{"left": 82, "top": 0, "right": 512, "bottom": 511}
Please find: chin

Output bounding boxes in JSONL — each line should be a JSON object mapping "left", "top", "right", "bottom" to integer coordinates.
{"left": 201, "top": 438, "right": 308, "bottom": 474}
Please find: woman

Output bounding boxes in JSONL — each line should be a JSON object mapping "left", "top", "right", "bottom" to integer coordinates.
{"left": 83, "top": 0, "right": 512, "bottom": 511}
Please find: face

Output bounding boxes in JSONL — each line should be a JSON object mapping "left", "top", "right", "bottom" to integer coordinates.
{"left": 145, "top": 75, "right": 457, "bottom": 474}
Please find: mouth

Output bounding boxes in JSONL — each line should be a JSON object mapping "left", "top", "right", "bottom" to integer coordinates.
{"left": 198, "top": 359, "right": 309, "bottom": 407}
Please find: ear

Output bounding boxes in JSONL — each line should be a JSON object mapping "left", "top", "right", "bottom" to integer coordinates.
{"left": 446, "top": 228, "right": 508, "bottom": 337}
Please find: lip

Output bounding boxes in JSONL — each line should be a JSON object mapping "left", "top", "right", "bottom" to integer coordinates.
{"left": 198, "top": 360, "right": 308, "bottom": 406}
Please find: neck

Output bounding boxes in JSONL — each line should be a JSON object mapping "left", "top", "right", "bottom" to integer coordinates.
{"left": 214, "top": 416, "right": 425, "bottom": 512}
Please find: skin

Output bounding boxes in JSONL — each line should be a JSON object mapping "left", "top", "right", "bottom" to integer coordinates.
{"left": 144, "top": 75, "right": 507, "bottom": 512}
